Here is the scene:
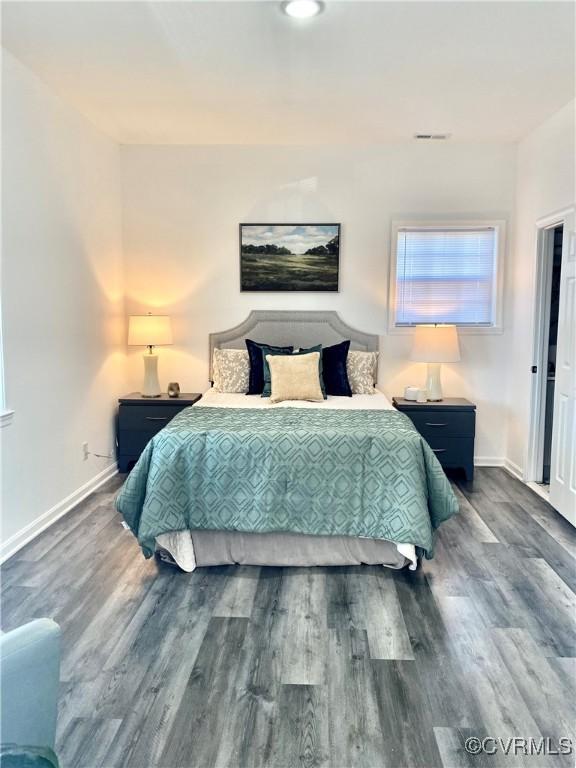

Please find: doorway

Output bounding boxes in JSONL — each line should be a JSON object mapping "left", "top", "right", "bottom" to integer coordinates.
{"left": 541, "top": 226, "right": 563, "bottom": 485}
{"left": 527, "top": 208, "right": 576, "bottom": 525}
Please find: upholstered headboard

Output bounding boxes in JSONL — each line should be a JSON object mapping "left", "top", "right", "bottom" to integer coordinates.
{"left": 209, "top": 310, "right": 379, "bottom": 381}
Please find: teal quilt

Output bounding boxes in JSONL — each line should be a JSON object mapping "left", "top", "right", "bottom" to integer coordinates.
{"left": 116, "top": 406, "right": 459, "bottom": 560}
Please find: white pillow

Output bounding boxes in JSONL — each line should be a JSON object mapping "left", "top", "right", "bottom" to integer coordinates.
{"left": 347, "top": 351, "right": 378, "bottom": 394}
{"left": 212, "top": 349, "right": 250, "bottom": 393}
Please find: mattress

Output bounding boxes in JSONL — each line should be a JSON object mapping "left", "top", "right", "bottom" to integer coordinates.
{"left": 155, "top": 388, "right": 418, "bottom": 572}
{"left": 196, "top": 387, "right": 395, "bottom": 410}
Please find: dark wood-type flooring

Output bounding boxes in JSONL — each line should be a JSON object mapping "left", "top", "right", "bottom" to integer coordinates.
{"left": 1, "top": 468, "right": 575, "bottom": 768}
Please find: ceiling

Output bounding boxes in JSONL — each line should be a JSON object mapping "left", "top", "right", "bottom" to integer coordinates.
{"left": 2, "top": 1, "right": 574, "bottom": 145}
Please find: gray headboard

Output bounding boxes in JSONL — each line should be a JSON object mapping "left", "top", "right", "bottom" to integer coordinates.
{"left": 209, "top": 310, "right": 379, "bottom": 380}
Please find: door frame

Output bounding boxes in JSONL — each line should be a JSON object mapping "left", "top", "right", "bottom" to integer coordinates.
{"left": 526, "top": 207, "right": 574, "bottom": 483}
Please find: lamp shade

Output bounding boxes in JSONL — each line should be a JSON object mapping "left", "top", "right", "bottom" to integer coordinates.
{"left": 128, "top": 315, "right": 173, "bottom": 347}
{"left": 410, "top": 324, "right": 460, "bottom": 363}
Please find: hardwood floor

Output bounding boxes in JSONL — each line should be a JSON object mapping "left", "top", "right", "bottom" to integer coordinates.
{"left": 1, "top": 468, "right": 575, "bottom": 768}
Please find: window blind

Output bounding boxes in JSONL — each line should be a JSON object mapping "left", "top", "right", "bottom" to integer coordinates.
{"left": 394, "top": 227, "right": 498, "bottom": 326}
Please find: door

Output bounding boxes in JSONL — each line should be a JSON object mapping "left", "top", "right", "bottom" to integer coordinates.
{"left": 549, "top": 210, "right": 576, "bottom": 524}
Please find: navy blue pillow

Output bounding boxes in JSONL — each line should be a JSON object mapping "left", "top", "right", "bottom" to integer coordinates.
{"left": 322, "top": 340, "right": 352, "bottom": 396}
{"left": 298, "top": 345, "right": 327, "bottom": 399}
{"left": 262, "top": 345, "right": 326, "bottom": 398}
{"left": 246, "top": 339, "right": 293, "bottom": 394}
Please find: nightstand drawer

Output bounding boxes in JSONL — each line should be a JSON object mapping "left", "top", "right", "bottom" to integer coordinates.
{"left": 392, "top": 397, "right": 475, "bottom": 482}
{"left": 426, "top": 437, "right": 474, "bottom": 467}
{"left": 119, "top": 405, "right": 187, "bottom": 431}
{"left": 117, "top": 393, "right": 201, "bottom": 473}
{"left": 118, "top": 429, "right": 159, "bottom": 456}
{"left": 406, "top": 411, "right": 475, "bottom": 439}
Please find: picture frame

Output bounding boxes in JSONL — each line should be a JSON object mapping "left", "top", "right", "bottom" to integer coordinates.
{"left": 240, "top": 223, "right": 340, "bottom": 292}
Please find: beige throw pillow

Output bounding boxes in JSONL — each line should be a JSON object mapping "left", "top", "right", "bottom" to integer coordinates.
{"left": 266, "top": 352, "right": 324, "bottom": 404}
{"left": 347, "top": 351, "right": 378, "bottom": 394}
{"left": 212, "top": 348, "right": 250, "bottom": 393}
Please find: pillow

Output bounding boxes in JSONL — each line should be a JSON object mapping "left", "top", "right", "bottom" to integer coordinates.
{"left": 212, "top": 349, "right": 250, "bottom": 393}
{"left": 245, "top": 339, "right": 293, "bottom": 394}
{"left": 346, "top": 351, "right": 378, "bottom": 394}
{"left": 262, "top": 344, "right": 326, "bottom": 398}
{"left": 321, "top": 340, "right": 352, "bottom": 397}
{"left": 299, "top": 345, "right": 327, "bottom": 399}
{"left": 266, "top": 352, "right": 324, "bottom": 404}
{"left": 260, "top": 345, "right": 294, "bottom": 397}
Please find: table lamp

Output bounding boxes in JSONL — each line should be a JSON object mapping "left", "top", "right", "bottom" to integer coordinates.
{"left": 128, "top": 314, "right": 173, "bottom": 397}
{"left": 411, "top": 324, "right": 460, "bottom": 401}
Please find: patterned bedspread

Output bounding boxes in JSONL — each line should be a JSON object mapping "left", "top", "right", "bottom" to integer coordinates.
{"left": 116, "top": 406, "right": 459, "bottom": 560}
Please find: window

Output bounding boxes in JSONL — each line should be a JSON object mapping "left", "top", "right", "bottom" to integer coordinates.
{"left": 390, "top": 221, "right": 504, "bottom": 332}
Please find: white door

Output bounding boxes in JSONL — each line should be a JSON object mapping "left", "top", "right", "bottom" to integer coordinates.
{"left": 549, "top": 211, "right": 576, "bottom": 524}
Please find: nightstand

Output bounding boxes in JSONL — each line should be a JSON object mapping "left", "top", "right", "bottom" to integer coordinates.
{"left": 117, "top": 392, "right": 201, "bottom": 472}
{"left": 392, "top": 397, "right": 476, "bottom": 482}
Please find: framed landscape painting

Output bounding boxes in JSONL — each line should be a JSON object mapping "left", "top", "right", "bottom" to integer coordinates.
{"left": 240, "top": 223, "right": 340, "bottom": 292}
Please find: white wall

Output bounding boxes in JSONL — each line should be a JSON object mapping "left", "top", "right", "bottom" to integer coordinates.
{"left": 507, "top": 101, "right": 576, "bottom": 474}
{"left": 121, "top": 143, "right": 517, "bottom": 461}
{"left": 1, "top": 52, "right": 125, "bottom": 555}
{"left": 5, "top": 49, "right": 562, "bottom": 555}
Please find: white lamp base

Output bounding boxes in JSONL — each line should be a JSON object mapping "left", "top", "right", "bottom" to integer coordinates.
{"left": 142, "top": 352, "right": 161, "bottom": 397}
{"left": 425, "top": 362, "right": 443, "bottom": 401}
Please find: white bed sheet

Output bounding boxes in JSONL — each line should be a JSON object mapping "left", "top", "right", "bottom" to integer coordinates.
{"left": 156, "top": 387, "right": 417, "bottom": 572}
{"left": 197, "top": 388, "right": 395, "bottom": 410}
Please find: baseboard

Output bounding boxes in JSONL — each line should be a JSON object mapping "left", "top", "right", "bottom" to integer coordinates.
{"left": 474, "top": 456, "right": 524, "bottom": 480}
{"left": 0, "top": 464, "right": 118, "bottom": 563}
{"left": 474, "top": 456, "right": 505, "bottom": 467}
{"left": 503, "top": 458, "right": 524, "bottom": 481}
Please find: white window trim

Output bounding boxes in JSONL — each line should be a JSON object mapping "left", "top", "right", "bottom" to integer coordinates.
{"left": 387, "top": 219, "right": 506, "bottom": 335}
{"left": 0, "top": 308, "right": 12, "bottom": 427}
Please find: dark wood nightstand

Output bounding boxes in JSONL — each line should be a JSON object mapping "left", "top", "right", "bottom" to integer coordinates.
{"left": 392, "top": 397, "right": 476, "bottom": 482}
{"left": 117, "top": 392, "right": 202, "bottom": 472}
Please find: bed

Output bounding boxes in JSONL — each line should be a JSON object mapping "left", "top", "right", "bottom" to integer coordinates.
{"left": 116, "top": 311, "right": 459, "bottom": 572}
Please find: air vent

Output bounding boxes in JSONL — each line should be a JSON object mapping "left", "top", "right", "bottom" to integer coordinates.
{"left": 414, "top": 133, "right": 451, "bottom": 140}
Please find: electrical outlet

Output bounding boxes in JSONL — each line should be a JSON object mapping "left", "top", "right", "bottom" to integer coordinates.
{"left": 82, "top": 442, "right": 89, "bottom": 461}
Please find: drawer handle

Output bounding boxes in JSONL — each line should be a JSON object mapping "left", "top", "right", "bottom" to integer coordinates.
{"left": 426, "top": 422, "right": 448, "bottom": 427}
{"left": 145, "top": 416, "right": 169, "bottom": 421}
{"left": 432, "top": 448, "right": 447, "bottom": 453}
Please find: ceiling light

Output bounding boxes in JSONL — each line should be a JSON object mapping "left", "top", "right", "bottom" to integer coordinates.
{"left": 282, "top": 1, "right": 324, "bottom": 19}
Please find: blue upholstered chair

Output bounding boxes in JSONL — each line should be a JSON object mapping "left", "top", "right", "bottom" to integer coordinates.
{"left": 0, "top": 619, "right": 61, "bottom": 767}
